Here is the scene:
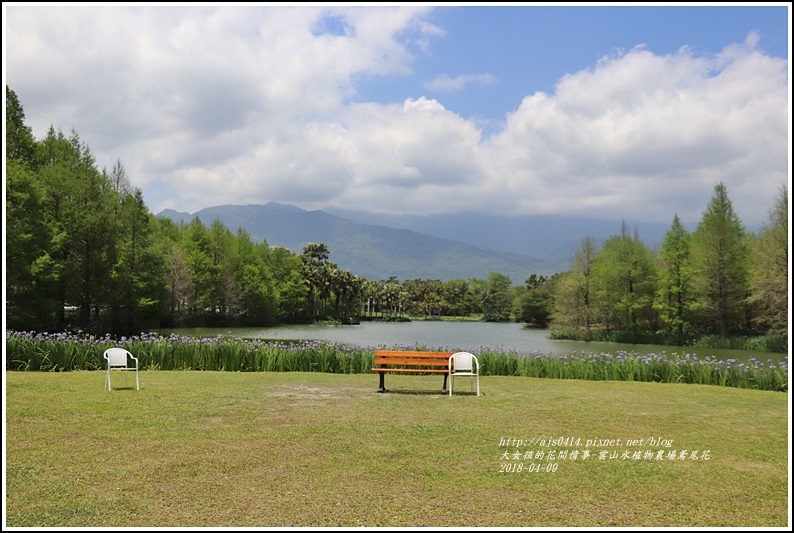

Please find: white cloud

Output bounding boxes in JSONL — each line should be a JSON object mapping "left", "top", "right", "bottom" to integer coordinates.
{"left": 5, "top": 6, "right": 788, "bottom": 228}
{"left": 480, "top": 40, "right": 788, "bottom": 224}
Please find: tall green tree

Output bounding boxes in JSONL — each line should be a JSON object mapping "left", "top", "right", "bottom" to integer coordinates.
{"left": 443, "top": 279, "right": 469, "bottom": 318}
{"left": 654, "top": 214, "right": 695, "bottom": 345}
{"left": 690, "top": 182, "right": 749, "bottom": 343}
{"left": 481, "top": 272, "right": 513, "bottom": 322}
{"left": 6, "top": 88, "right": 60, "bottom": 329}
{"left": 6, "top": 86, "right": 37, "bottom": 166}
{"left": 208, "top": 219, "right": 241, "bottom": 319}
{"left": 36, "top": 128, "right": 117, "bottom": 330}
{"left": 550, "top": 236, "right": 598, "bottom": 340}
{"left": 162, "top": 240, "right": 193, "bottom": 326}
{"left": 592, "top": 222, "right": 658, "bottom": 341}
{"left": 9, "top": 86, "right": 326, "bottom": 332}
{"left": 36, "top": 127, "right": 76, "bottom": 328}
{"left": 182, "top": 217, "right": 218, "bottom": 317}
{"left": 65, "top": 133, "right": 119, "bottom": 329}
{"left": 109, "top": 187, "right": 167, "bottom": 334}
{"left": 301, "top": 242, "right": 331, "bottom": 320}
{"left": 234, "top": 228, "right": 279, "bottom": 325}
{"left": 107, "top": 158, "right": 133, "bottom": 198}
{"left": 361, "top": 279, "right": 379, "bottom": 318}
{"left": 5, "top": 160, "right": 60, "bottom": 329}
{"left": 377, "top": 277, "right": 402, "bottom": 319}
{"left": 516, "top": 274, "right": 554, "bottom": 327}
{"left": 278, "top": 270, "right": 309, "bottom": 322}
{"left": 330, "top": 268, "right": 362, "bottom": 323}
{"left": 747, "top": 185, "right": 788, "bottom": 334}
{"left": 463, "top": 277, "right": 487, "bottom": 316}
{"left": 411, "top": 278, "right": 445, "bottom": 317}
{"left": 265, "top": 245, "right": 307, "bottom": 322}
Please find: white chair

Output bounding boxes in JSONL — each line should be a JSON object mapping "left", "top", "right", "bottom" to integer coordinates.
{"left": 449, "top": 351, "right": 480, "bottom": 397}
{"left": 104, "top": 348, "right": 139, "bottom": 391}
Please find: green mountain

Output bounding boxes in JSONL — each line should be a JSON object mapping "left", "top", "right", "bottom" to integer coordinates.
{"left": 157, "top": 203, "right": 569, "bottom": 282}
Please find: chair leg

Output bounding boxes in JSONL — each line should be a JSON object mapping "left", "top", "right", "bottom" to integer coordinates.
{"left": 135, "top": 369, "right": 140, "bottom": 391}
{"left": 476, "top": 374, "right": 480, "bottom": 397}
{"left": 449, "top": 374, "right": 453, "bottom": 396}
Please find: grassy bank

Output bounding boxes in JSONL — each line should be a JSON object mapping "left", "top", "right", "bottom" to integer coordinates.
{"left": 5, "top": 331, "right": 788, "bottom": 391}
{"left": 548, "top": 328, "right": 788, "bottom": 354}
{"left": 5, "top": 370, "right": 789, "bottom": 527}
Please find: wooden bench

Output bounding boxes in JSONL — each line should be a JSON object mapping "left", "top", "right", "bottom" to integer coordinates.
{"left": 372, "top": 350, "right": 455, "bottom": 393}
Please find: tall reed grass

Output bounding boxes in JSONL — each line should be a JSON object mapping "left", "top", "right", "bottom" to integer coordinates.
{"left": 5, "top": 330, "right": 788, "bottom": 392}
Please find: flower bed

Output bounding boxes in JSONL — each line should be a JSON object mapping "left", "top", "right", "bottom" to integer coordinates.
{"left": 5, "top": 330, "right": 788, "bottom": 392}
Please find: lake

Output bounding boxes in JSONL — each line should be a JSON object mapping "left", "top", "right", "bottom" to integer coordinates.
{"left": 156, "top": 321, "right": 787, "bottom": 365}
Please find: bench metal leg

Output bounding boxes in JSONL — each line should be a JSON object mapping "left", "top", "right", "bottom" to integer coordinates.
{"left": 376, "top": 372, "right": 450, "bottom": 394}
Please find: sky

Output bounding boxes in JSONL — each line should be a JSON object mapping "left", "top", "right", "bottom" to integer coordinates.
{"left": 3, "top": 3, "right": 791, "bottom": 228}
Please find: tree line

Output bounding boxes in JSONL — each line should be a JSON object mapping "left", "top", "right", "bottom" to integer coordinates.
{"left": 533, "top": 182, "right": 788, "bottom": 348}
{"left": 5, "top": 86, "right": 513, "bottom": 334}
{"left": 5, "top": 86, "right": 789, "bottom": 348}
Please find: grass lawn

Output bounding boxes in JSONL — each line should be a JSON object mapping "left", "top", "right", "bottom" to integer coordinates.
{"left": 4, "top": 370, "right": 790, "bottom": 527}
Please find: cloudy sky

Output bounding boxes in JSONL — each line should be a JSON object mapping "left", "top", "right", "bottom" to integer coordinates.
{"left": 4, "top": 3, "right": 790, "bottom": 227}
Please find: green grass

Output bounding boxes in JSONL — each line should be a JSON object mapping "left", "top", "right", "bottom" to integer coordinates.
{"left": 5, "top": 370, "right": 789, "bottom": 527}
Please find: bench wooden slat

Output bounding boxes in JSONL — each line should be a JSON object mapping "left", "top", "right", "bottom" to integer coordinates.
{"left": 372, "top": 350, "right": 456, "bottom": 393}
{"left": 375, "top": 350, "right": 454, "bottom": 358}
{"left": 371, "top": 368, "right": 450, "bottom": 374}
{"left": 373, "top": 357, "right": 449, "bottom": 366}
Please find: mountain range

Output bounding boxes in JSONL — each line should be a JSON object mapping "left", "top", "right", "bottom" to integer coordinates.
{"left": 156, "top": 203, "right": 673, "bottom": 283}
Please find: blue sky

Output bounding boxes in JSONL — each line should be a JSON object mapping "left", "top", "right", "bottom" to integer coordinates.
{"left": 4, "top": 3, "right": 790, "bottom": 227}
{"left": 393, "top": 5, "right": 790, "bottom": 129}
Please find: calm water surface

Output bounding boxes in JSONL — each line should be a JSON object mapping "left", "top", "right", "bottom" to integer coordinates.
{"left": 157, "top": 321, "right": 787, "bottom": 365}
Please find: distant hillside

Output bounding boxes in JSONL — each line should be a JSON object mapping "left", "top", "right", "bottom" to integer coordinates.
{"left": 157, "top": 203, "right": 569, "bottom": 282}
{"left": 323, "top": 208, "right": 675, "bottom": 260}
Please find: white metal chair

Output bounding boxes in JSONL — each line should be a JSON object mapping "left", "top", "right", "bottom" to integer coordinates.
{"left": 104, "top": 348, "right": 139, "bottom": 391}
{"left": 449, "top": 351, "right": 480, "bottom": 396}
